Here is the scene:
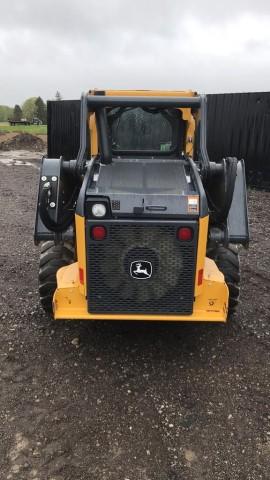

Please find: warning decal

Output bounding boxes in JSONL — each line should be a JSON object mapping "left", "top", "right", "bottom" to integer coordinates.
{"left": 188, "top": 195, "right": 199, "bottom": 213}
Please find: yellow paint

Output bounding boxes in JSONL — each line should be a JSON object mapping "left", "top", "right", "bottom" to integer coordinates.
{"left": 75, "top": 214, "right": 87, "bottom": 296}
{"left": 103, "top": 89, "right": 195, "bottom": 97}
{"left": 53, "top": 258, "right": 228, "bottom": 322}
{"left": 89, "top": 113, "right": 98, "bottom": 155}
{"left": 195, "top": 216, "right": 209, "bottom": 297}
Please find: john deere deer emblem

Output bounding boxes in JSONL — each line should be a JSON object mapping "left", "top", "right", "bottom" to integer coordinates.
{"left": 130, "top": 261, "right": 152, "bottom": 279}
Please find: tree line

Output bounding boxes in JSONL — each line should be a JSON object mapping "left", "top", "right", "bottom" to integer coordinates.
{"left": 0, "top": 91, "right": 63, "bottom": 123}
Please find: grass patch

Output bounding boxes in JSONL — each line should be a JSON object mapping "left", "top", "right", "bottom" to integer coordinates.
{"left": 0, "top": 122, "right": 47, "bottom": 135}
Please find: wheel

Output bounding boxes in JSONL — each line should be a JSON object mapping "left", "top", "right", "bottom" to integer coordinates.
{"left": 38, "top": 241, "right": 75, "bottom": 314}
{"left": 208, "top": 244, "right": 240, "bottom": 315}
{"left": 206, "top": 157, "right": 238, "bottom": 224}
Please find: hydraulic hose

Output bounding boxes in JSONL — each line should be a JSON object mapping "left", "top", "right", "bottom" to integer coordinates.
{"left": 39, "top": 183, "right": 76, "bottom": 233}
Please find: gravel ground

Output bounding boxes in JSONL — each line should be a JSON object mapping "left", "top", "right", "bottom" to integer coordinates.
{"left": 0, "top": 155, "right": 269, "bottom": 480}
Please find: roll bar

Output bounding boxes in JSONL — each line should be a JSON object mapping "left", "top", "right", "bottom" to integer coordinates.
{"left": 87, "top": 95, "right": 202, "bottom": 109}
{"left": 76, "top": 93, "right": 210, "bottom": 179}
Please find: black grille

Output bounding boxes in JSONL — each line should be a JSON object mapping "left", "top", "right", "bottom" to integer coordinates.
{"left": 86, "top": 221, "right": 198, "bottom": 315}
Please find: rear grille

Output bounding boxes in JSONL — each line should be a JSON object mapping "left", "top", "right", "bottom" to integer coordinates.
{"left": 86, "top": 221, "right": 197, "bottom": 315}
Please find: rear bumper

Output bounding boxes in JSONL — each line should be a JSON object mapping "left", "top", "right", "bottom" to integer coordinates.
{"left": 53, "top": 258, "right": 228, "bottom": 322}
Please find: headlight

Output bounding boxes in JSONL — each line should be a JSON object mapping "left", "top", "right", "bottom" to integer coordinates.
{"left": 92, "top": 203, "right": 106, "bottom": 218}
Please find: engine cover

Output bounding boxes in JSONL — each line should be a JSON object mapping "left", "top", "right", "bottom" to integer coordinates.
{"left": 86, "top": 220, "right": 198, "bottom": 315}
{"left": 85, "top": 158, "right": 201, "bottom": 218}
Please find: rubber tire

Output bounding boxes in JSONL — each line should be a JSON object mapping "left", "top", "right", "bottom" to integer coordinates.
{"left": 39, "top": 241, "right": 74, "bottom": 314}
{"left": 208, "top": 245, "right": 240, "bottom": 315}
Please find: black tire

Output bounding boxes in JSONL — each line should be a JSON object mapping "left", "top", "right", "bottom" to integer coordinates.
{"left": 208, "top": 245, "right": 240, "bottom": 315}
{"left": 39, "top": 241, "right": 74, "bottom": 314}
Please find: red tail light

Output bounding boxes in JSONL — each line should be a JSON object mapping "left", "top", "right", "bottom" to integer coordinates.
{"left": 91, "top": 225, "right": 107, "bottom": 241}
{"left": 177, "top": 227, "right": 193, "bottom": 241}
{"left": 198, "top": 268, "right": 204, "bottom": 286}
{"left": 79, "top": 267, "right": 84, "bottom": 285}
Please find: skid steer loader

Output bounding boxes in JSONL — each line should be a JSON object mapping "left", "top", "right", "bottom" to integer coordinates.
{"left": 34, "top": 90, "right": 249, "bottom": 322}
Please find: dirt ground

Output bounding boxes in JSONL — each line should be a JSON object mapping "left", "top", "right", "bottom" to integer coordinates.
{"left": 0, "top": 153, "right": 269, "bottom": 480}
{"left": 0, "top": 133, "right": 46, "bottom": 152}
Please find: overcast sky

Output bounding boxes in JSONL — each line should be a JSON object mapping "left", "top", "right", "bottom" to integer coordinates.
{"left": 1, "top": 0, "right": 270, "bottom": 105}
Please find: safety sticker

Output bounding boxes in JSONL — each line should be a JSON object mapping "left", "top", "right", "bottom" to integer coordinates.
{"left": 188, "top": 195, "right": 199, "bottom": 213}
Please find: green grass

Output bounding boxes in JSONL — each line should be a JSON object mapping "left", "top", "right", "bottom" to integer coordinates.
{"left": 0, "top": 122, "right": 47, "bottom": 135}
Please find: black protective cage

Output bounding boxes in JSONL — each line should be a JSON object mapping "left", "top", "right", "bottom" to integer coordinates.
{"left": 76, "top": 93, "right": 211, "bottom": 180}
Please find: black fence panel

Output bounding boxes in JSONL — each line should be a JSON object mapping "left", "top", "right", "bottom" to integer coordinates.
{"left": 47, "top": 100, "right": 81, "bottom": 160}
{"left": 47, "top": 94, "right": 270, "bottom": 186}
{"left": 207, "top": 92, "right": 270, "bottom": 186}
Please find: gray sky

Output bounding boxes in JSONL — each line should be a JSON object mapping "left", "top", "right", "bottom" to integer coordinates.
{"left": 1, "top": 0, "right": 270, "bottom": 105}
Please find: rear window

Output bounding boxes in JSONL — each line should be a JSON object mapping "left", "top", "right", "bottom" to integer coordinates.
{"left": 107, "top": 107, "right": 184, "bottom": 155}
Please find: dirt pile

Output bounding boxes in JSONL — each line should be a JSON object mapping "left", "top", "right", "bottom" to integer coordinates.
{"left": 0, "top": 132, "right": 45, "bottom": 151}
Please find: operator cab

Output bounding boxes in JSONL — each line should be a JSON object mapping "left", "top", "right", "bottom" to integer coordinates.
{"left": 85, "top": 106, "right": 201, "bottom": 219}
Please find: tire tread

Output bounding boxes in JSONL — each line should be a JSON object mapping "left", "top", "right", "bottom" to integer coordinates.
{"left": 38, "top": 242, "right": 74, "bottom": 314}
{"left": 208, "top": 244, "right": 240, "bottom": 315}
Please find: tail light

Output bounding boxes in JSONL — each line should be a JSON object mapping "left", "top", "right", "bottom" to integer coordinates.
{"left": 198, "top": 268, "right": 204, "bottom": 285}
{"left": 177, "top": 227, "right": 193, "bottom": 241}
{"left": 79, "top": 267, "right": 84, "bottom": 285}
{"left": 91, "top": 225, "right": 107, "bottom": 241}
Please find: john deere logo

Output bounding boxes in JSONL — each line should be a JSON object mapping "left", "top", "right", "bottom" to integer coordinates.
{"left": 130, "top": 261, "right": 152, "bottom": 280}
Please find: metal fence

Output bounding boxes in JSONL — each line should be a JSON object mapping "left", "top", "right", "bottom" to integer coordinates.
{"left": 47, "top": 93, "right": 270, "bottom": 186}
{"left": 207, "top": 92, "right": 270, "bottom": 186}
{"left": 47, "top": 100, "right": 81, "bottom": 160}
